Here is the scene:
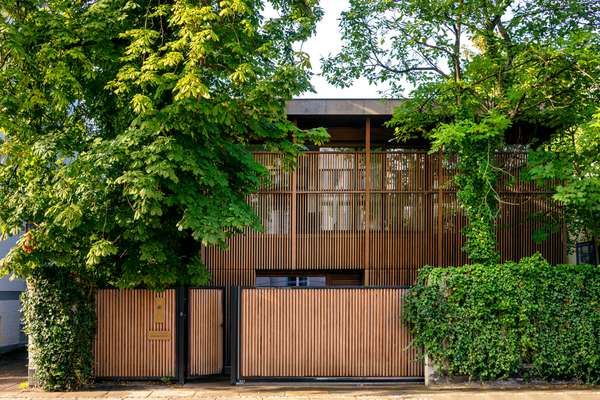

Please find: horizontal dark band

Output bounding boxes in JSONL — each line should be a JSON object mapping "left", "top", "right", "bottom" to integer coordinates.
{"left": 0, "top": 291, "right": 22, "bottom": 301}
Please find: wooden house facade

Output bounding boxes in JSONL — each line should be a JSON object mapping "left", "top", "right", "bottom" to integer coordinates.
{"left": 93, "top": 99, "right": 565, "bottom": 382}
{"left": 202, "top": 99, "right": 565, "bottom": 288}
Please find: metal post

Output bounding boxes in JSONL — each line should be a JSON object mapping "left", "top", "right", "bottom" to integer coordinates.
{"left": 229, "top": 286, "right": 242, "bottom": 384}
{"left": 221, "top": 287, "right": 227, "bottom": 376}
{"left": 175, "top": 286, "right": 187, "bottom": 384}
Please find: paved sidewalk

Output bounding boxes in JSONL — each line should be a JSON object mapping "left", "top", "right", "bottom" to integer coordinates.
{"left": 0, "top": 347, "right": 27, "bottom": 392}
{"left": 0, "top": 382, "right": 599, "bottom": 400}
{"left": 1, "top": 353, "right": 599, "bottom": 400}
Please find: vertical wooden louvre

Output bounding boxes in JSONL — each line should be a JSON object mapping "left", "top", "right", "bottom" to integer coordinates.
{"left": 240, "top": 288, "right": 422, "bottom": 378}
{"left": 94, "top": 290, "right": 176, "bottom": 378}
{"left": 202, "top": 152, "right": 291, "bottom": 281}
{"left": 203, "top": 151, "right": 565, "bottom": 286}
{"left": 296, "top": 151, "right": 366, "bottom": 269}
{"left": 188, "top": 289, "right": 223, "bottom": 376}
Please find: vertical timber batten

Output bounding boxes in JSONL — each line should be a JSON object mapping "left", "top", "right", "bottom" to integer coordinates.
{"left": 188, "top": 288, "right": 224, "bottom": 377}
{"left": 238, "top": 287, "right": 423, "bottom": 379}
{"left": 291, "top": 161, "right": 297, "bottom": 270}
{"left": 291, "top": 120, "right": 298, "bottom": 270}
{"left": 365, "top": 118, "right": 371, "bottom": 276}
{"left": 203, "top": 150, "right": 565, "bottom": 285}
{"left": 94, "top": 290, "right": 176, "bottom": 379}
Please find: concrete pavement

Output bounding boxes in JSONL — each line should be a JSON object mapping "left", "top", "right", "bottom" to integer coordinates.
{"left": 2, "top": 351, "right": 599, "bottom": 399}
{"left": 0, "top": 382, "right": 599, "bottom": 399}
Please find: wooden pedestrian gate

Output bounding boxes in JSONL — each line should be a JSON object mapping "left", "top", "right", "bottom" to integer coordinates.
{"left": 231, "top": 287, "right": 423, "bottom": 382}
{"left": 188, "top": 288, "right": 224, "bottom": 377}
{"left": 94, "top": 288, "right": 224, "bottom": 380}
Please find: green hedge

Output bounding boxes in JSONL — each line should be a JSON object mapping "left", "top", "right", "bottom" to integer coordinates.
{"left": 404, "top": 254, "right": 600, "bottom": 383}
{"left": 22, "top": 267, "right": 95, "bottom": 391}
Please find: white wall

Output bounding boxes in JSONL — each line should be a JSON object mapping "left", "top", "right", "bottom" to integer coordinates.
{"left": 0, "top": 274, "right": 26, "bottom": 292}
{"left": 0, "top": 235, "right": 27, "bottom": 351}
{"left": 0, "top": 234, "right": 18, "bottom": 260}
{"left": 0, "top": 299, "right": 25, "bottom": 350}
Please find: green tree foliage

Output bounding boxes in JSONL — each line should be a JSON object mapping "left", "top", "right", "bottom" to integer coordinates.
{"left": 0, "top": 0, "right": 327, "bottom": 289}
{"left": 404, "top": 254, "right": 600, "bottom": 383}
{"left": 526, "top": 109, "right": 600, "bottom": 261}
{"left": 0, "top": 0, "right": 326, "bottom": 389}
{"left": 323, "top": 0, "right": 600, "bottom": 263}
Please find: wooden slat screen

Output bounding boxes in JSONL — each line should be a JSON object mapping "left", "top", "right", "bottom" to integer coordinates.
{"left": 94, "top": 289, "right": 176, "bottom": 378}
{"left": 202, "top": 152, "right": 291, "bottom": 275}
{"left": 203, "top": 151, "right": 565, "bottom": 286}
{"left": 240, "top": 288, "right": 422, "bottom": 378}
{"left": 188, "top": 288, "right": 223, "bottom": 376}
{"left": 296, "top": 193, "right": 366, "bottom": 268}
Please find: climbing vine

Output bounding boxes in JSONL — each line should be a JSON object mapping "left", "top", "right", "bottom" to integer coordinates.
{"left": 21, "top": 267, "right": 95, "bottom": 391}
{"left": 430, "top": 114, "right": 509, "bottom": 264}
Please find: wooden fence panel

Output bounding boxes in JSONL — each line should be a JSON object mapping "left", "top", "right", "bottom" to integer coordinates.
{"left": 188, "top": 288, "right": 224, "bottom": 376}
{"left": 240, "top": 288, "right": 422, "bottom": 378}
{"left": 94, "top": 289, "right": 176, "bottom": 378}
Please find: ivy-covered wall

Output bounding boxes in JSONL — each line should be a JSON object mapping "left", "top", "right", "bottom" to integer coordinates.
{"left": 21, "top": 267, "right": 95, "bottom": 391}
{"left": 404, "top": 254, "right": 600, "bottom": 383}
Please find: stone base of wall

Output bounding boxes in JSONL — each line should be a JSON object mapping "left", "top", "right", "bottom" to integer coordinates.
{"left": 424, "top": 355, "right": 583, "bottom": 387}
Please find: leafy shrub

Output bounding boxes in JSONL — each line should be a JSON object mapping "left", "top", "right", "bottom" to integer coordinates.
{"left": 21, "top": 266, "right": 95, "bottom": 391}
{"left": 404, "top": 254, "right": 600, "bottom": 383}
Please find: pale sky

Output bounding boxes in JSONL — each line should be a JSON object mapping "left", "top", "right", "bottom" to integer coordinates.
{"left": 297, "top": 1, "right": 387, "bottom": 99}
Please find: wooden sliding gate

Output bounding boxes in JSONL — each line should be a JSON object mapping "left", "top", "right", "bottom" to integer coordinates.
{"left": 232, "top": 287, "right": 423, "bottom": 382}
{"left": 94, "top": 288, "right": 224, "bottom": 380}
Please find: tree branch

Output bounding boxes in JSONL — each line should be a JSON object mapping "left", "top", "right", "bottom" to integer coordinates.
{"left": 415, "top": 49, "right": 450, "bottom": 78}
{"left": 392, "top": 23, "right": 454, "bottom": 57}
{"left": 367, "top": 58, "right": 444, "bottom": 75}
{"left": 363, "top": 20, "right": 447, "bottom": 78}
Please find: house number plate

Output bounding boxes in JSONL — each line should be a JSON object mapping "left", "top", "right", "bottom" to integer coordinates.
{"left": 147, "top": 330, "right": 171, "bottom": 341}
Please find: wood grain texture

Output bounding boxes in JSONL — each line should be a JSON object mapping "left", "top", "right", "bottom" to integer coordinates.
{"left": 94, "top": 289, "right": 176, "bottom": 378}
{"left": 240, "top": 288, "right": 423, "bottom": 378}
{"left": 188, "top": 289, "right": 223, "bottom": 376}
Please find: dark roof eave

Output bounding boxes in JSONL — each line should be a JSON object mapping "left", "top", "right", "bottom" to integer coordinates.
{"left": 286, "top": 98, "right": 405, "bottom": 117}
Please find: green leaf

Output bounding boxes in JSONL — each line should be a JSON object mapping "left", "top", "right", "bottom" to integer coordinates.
{"left": 173, "top": 73, "right": 210, "bottom": 100}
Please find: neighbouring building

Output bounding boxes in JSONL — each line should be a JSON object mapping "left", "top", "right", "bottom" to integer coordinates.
{"left": 0, "top": 236, "right": 27, "bottom": 353}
